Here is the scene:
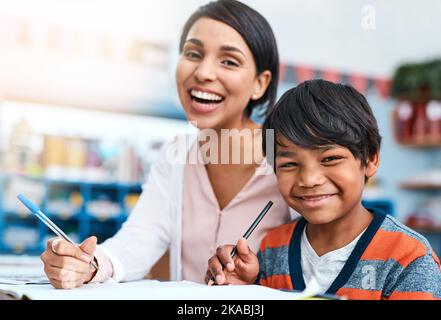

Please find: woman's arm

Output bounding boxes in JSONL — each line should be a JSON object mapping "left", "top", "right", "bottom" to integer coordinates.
{"left": 90, "top": 139, "right": 181, "bottom": 283}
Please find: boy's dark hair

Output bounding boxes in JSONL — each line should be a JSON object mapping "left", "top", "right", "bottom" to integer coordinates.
{"left": 263, "top": 79, "right": 382, "bottom": 169}
{"left": 179, "top": 0, "right": 279, "bottom": 118}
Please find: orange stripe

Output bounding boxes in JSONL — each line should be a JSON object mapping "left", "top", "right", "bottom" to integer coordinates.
{"left": 260, "top": 274, "right": 293, "bottom": 290}
{"left": 387, "top": 291, "right": 439, "bottom": 300}
{"left": 431, "top": 249, "right": 441, "bottom": 271}
{"left": 336, "top": 288, "right": 382, "bottom": 300}
{"left": 361, "top": 229, "right": 427, "bottom": 267}
{"left": 260, "top": 222, "right": 298, "bottom": 250}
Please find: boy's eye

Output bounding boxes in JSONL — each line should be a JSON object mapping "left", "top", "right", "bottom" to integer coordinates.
{"left": 322, "top": 156, "right": 342, "bottom": 163}
{"left": 279, "top": 162, "right": 298, "bottom": 169}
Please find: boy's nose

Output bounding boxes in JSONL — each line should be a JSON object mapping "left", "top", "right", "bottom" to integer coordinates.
{"left": 297, "top": 168, "right": 325, "bottom": 188}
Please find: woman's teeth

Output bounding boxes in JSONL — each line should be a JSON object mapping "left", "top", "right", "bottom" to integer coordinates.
{"left": 191, "top": 90, "right": 223, "bottom": 102}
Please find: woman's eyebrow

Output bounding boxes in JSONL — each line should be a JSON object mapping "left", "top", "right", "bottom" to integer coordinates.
{"left": 185, "top": 39, "right": 245, "bottom": 58}
{"left": 185, "top": 38, "right": 204, "bottom": 47}
{"left": 219, "top": 45, "right": 246, "bottom": 58}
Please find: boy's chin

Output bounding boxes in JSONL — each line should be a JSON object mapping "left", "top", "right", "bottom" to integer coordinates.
{"left": 301, "top": 212, "right": 338, "bottom": 225}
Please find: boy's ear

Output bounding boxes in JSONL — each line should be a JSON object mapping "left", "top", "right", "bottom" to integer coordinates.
{"left": 365, "top": 152, "right": 380, "bottom": 178}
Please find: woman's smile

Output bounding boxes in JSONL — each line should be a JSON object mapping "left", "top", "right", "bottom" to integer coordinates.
{"left": 188, "top": 88, "right": 225, "bottom": 114}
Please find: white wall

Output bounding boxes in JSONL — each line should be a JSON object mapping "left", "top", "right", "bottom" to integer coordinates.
{"left": 0, "top": 0, "right": 440, "bottom": 114}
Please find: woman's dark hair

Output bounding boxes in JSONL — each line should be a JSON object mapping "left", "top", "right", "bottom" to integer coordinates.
{"left": 263, "top": 79, "right": 382, "bottom": 170}
{"left": 179, "top": 0, "right": 279, "bottom": 118}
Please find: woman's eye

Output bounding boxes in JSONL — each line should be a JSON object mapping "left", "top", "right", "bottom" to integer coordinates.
{"left": 184, "top": 51, "right": 201, "bottom": 60}
{"left": 221, "top": 59, "right": 239, "bottom": 67}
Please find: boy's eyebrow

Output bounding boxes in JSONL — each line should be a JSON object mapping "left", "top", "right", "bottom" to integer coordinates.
{"left": 276, "top": 150, "right": 295, "bottom": 157}
{"left": 319, "top": 145, "right": 341, "bottom": 152}
{"left": 276, "top": 145, "right": 339, "bottom": 157}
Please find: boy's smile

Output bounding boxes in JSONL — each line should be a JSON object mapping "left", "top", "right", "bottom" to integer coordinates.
{"left": 294, "top": 193, "right": 338, "bottom": 209}
{"left": 275, "top": 135, "right": 379, "bottom": 225}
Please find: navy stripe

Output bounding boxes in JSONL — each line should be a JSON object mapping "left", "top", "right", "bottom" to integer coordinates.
{"left": 287, "top": 208, "right": 387, "bottom": 294}
{"left": 326, "top": 208, "right": 386, "bottom": 294}
{"left": 289, "top": 218, "right": 307, "bottom": 291}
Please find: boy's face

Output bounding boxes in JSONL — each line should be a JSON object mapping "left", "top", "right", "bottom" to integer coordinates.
{"left": 275, "top": 135, "right": 379, "bottom": 225}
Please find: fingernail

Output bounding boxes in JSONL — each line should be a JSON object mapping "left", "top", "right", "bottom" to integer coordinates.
{"left": 80, "top": 254, "right": 91, "bottom": 263}
{"left": 51, "top": 240, "right": 58, "bottom": 253}
{"left": 227, "top": 263, "right": 234, "bottom": 271}
{"left": 215, "top": 274, "right": 223, "bottom": 284}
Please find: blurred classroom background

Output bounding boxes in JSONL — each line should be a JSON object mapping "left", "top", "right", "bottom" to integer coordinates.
{"left": 0, "top": 0, "right": 441, "bottom": 258}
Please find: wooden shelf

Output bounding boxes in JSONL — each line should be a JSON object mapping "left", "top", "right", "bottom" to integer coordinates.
{"left": 400, "top": 182, "right": 441, "bottom": 190}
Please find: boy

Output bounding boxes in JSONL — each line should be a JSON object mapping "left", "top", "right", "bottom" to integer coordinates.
{"left": 205, "top": 80, "right": 441, "bottom": 300}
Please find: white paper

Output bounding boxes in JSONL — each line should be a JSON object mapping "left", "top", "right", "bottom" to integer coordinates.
{"left": 0, "top": 280, "right": 310, "bottom": 300}
{"left": 0, "top": 275, "right": 50, "bottom": 285}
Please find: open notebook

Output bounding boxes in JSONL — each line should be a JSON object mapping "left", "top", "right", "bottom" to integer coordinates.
{"left": 0, "top": 278, "right": 336, "bottom": 300}
{"left": 0, "top": 275, "right": 50, "bottom": 285}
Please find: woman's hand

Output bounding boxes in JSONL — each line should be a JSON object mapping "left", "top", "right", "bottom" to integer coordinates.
{"left": 205, "top": 238, "right": 259, "bottom": 286}
{"left": 40, "top": 236, "right": 98, "bottom": 289}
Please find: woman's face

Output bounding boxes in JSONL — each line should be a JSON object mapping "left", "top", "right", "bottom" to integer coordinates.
{"left": 176, "top": 18, "right": 271, "bottom": 130}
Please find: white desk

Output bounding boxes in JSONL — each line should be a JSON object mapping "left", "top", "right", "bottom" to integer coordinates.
{"left": 0, "top": 255, "right": 307, "bottom": 300}
{"left": 0, "top": 280, "right": 309, "bottom": 300}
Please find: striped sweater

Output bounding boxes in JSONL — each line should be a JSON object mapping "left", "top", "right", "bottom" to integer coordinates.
{"left": 257, "top": 208, "right": 441, "bottom": 300}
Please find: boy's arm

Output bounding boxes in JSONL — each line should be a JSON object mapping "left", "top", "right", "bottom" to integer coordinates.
{"left": 384, "top": 253, "right": 441, "bottom": 300}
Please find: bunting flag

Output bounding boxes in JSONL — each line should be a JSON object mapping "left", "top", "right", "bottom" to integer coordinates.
{"left": 375, "top": 78, "right": 393, "bottom": 100}
{"left": 322, "top": 69, "right": 341, "bottom": 83}
{"left": 280, "top": 63, "right": 392, "bottom": 100}
{"left": 294, "top": 65, "right": 315, "bottom": 83}
{"left": 349, "top": 74, "right": 369, "bottom": 94}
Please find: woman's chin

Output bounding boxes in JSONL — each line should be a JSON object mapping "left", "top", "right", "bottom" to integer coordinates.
{"left": 185, "top": 113, "right": 224, "bottom": 130}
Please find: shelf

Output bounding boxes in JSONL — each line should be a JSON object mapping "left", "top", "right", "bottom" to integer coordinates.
{"left": 400, "top": 182, "right": 441, "bottom": 190}
{"left": 0, "top": 173, "right": 142, "bottom": 255}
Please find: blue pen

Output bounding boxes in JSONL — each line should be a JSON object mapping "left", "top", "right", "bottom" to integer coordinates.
{"left": 17, "top": 194, "right": 99, "bottom": 270}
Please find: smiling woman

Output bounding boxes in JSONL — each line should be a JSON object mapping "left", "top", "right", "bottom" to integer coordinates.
{"left": 39, "top": 0, "right": 292, "bottom": 289}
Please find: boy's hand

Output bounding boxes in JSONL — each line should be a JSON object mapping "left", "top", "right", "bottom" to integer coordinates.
{"left": 205, "top": 238, "right": 259, "bottom": 285}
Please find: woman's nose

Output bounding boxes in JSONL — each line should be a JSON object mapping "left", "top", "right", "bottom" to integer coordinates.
{"left": 194, "top": 60, "right": 217, "bottom": 82}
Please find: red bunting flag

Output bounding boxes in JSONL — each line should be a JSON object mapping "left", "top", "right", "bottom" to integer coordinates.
{"left": 279, "top": 63, "right": 287, "bottom": 83}
{"left": 349, "top": 74, "right": 369, "bottom": 94}
{"left": 375, "top": 78, "right": 392, "bottom": 100}
{"left": 282, "top": 62, "right": 392, "bottom": 99}
{"left": 322, "top": 69, "right": 341, "bottom": 83}
{"left": 294, "top": 65, "right": 314, "bottom": 83}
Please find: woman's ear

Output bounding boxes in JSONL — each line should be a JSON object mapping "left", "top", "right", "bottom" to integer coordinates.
{"left": 252, "top": 70, "right": 272, "bottom": 100}
{"left": 365, "top": 152, "right": 380, "bottom": 179}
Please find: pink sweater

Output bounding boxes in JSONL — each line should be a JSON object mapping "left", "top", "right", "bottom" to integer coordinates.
{"left": 91, "top": 140, "right": 291, "bottom": 283}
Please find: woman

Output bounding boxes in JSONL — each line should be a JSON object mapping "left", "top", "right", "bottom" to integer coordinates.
{"left": 40, "top": 0, "right": 292, "bottom": 288}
